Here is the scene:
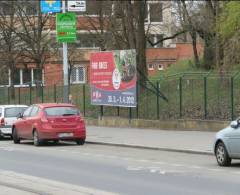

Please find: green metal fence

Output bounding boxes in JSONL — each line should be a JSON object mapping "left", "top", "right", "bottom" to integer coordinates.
{"left": 0, "top": 72, "right": 240, "bottom": 121}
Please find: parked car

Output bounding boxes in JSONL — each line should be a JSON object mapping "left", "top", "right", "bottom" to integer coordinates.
{"left": 214, "top": 119, "right": 240, "bottom": 166}
{"left": 0, "top": 105, "right": 28, "bottom": 138}
{"left": 12, "top": 103, "right": 86, "bottom": 146}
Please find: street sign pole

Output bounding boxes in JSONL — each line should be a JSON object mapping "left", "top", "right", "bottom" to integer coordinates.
{"left": 62, "top": 0, "right": 69, "bottom": 103}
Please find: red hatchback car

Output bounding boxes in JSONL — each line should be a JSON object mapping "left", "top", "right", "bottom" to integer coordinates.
{"left": 12, "top": 103, "right": 86, "bottom": 146}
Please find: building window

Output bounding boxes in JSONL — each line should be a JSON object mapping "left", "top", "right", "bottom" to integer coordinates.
{"left": 0, "top": 67, "right": 9, "bottom": 85}
{"left": 149, "top": 3, "right": 163, "bottom": 22}
{"left": 82, "top": 0, "right": 112, "bottom": 16}
{"left": 26, "top": 4, "right": 38, "bottom": 16}
{"left": 13, "top": 69, "right": 21, "bottom": 85}
{"left": 158, "top": 64, "right": 164, "bottom": 70}
{"left": 71, "top": 66, "right": 86, "bottom": 84}
{"left": 22, "top": 68, "right": 31, "bottom": 84}
{"left": 147, "top": 34, "right": 163, "bottom": 48}
{"left": 26, "top": 5, "right": 37, "bottom": 16}
{"left": 148, "top": 64, "right": 154, "bottom": 70}
{"left": 0, "top": 2, "right": 14, "bottom": 16}
{"left": 11, "top": 68, "right": 43, "bottom": 86}
{"left": 75, "top": 34, "right": 99, "bottom": 48}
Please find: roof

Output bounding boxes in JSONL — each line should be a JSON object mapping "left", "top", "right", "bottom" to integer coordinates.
{"left": 35, "top": 103, "right": 75, "bottom": 109}
{"left": 146, "top": 48, "right": 177, "bottom": 62}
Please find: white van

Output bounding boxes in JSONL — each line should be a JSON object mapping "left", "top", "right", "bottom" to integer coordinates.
{"left": 0, "top": 105, "right": 28, "bottom": 138}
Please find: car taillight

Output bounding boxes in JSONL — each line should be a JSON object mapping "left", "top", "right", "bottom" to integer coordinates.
{"left": 0, "top": 118, "right": 5, "bottom": 127}
{"left": 41, "top": 115, "right": 48, "bottom": 123}
{"left": 76, "top": 115, "right": 84, "bottom": 122}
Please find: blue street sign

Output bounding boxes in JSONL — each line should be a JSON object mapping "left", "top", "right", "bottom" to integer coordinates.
{"left": 41, "top": 0, "right": 61, "bottom": 13}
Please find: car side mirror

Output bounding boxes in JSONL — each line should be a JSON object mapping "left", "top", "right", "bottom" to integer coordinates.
{"left": 17, "top": 113, "right": 23, "bottom": 119}
{"left": 230, "top": 121, "right": 239, "bottom": 129}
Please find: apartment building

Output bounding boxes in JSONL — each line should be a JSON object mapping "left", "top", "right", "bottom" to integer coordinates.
{"left": 0, "top": 0, "right": 200, "bottom": 86}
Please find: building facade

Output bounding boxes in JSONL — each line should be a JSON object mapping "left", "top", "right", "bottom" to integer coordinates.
{"left": 0, "top": 0, "right": 202, "bottom": 87}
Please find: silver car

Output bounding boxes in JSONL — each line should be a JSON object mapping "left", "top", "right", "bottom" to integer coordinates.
{"left": 0, "top": 105, "right": 28, "bottom": 138}
{"left": 214, "top": 119, "right": 240, "bottom": 166}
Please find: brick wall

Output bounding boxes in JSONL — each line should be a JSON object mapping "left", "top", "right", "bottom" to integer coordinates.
{"left": 176, "top": 43, "right": 203, "bottom": 60}
{"left": 44, "top": 63, "right": 63, "bottom": 86}
{"left": 146, "top": 43, "right": 203, "bottom": 76}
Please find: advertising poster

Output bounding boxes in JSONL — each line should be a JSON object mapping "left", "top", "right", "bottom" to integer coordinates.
{"left": 56, "top": 13, "right": 77, "bottom": 43}
{"left": 90, "top": 50, "right": 137, "bottom": 107}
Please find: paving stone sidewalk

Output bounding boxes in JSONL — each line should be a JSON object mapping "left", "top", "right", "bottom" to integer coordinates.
{"left": 86, "top": 126, "right": 217, "bottom": 155}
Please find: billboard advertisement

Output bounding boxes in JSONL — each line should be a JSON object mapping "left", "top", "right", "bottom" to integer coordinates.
{"left": 90, "top": 50, "right": 137, "bottom": 107}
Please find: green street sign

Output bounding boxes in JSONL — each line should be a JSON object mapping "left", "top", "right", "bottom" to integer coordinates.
{"left": 56, "top": 13, "right": 76, "bottom": 43}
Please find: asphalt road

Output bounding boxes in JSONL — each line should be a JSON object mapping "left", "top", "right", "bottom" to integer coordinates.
{"left": 0, "top": 139, "right": 240, "bottom": 195}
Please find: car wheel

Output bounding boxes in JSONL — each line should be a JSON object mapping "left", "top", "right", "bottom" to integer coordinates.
{"left": 12, "top": 127, "right": 20, "bottom": 144}
{"left": 76, "top": 139, "right": 85, "bottom": 145}
{"left": 53, "top": 140, "right": 59, "bottom": 144}
{"left": 215, "top": 142, "right": 231, "bottom": 166}
{"left": 33, "top": 130, "right": 41, "bottom": 146}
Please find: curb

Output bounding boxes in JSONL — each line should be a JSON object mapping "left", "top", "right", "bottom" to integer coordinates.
{"left": 86, "top": 141, "right": 214, "bottom": 156}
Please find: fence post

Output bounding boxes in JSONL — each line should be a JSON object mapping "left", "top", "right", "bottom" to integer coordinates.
{"left": 204, "top": 76, "right": 207, "bottom": 119}
{"left": 179, "top": 77, "right": 182, "bottom": 118}
{"left": 129, "top": 107, "right": 132, "bottom": 123}
{"left": 54, "top": 84, "right": 57, "bottom": 103}
{"left": 83, "top": 84, "right": 86, "bottom": 116}
{"left": 117, "top": 106, "right": 120, "bottom": 117}
{"left": 18, "top": 87, "right": 20, "bottom": 104}
{"left": 230, "top": 77, "right": 234, "bottom": 120}
{"left": 136, "top": 81, "right": 139, "bottom": 119}
{"left": 100, "top": 106, "right": 103, "bottom": 120}
{"left": 7, "top": 87, "right": 10, "bottom": 104}
{"left": 156, "top": 81, "right": 160, "bottom": 120}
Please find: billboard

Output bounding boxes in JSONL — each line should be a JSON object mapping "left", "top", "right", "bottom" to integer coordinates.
{"left": 90, "top": 50, "right": 137, "bottom": 107}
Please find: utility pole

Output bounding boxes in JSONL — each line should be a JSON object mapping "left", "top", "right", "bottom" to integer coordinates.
{"left": 62, "top": 0, "right": 69, "bottom": 103}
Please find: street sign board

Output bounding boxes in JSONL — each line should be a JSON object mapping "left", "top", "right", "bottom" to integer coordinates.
{"left": 56, "top": 13, "right": 77, "bottom": 43}
{"left": 68, "top": 0, "right": 86, "bottom": 12}
{"left": 90, "top": 50, "right": 137, "bottom": 107}
{"left": 41, "top": 0, "right": 61, "bottom": 13}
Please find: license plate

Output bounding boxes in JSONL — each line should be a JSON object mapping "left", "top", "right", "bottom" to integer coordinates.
{"left": 1, "top": 128, "right": 12, "bottom": 134}
{"left": 58, "top": 133, "right": 73, "bottom": 138}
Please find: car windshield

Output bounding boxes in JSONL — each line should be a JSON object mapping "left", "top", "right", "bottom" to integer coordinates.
{"left": 5, "top": 107, "right": 27, "bottom": 117}
{"left": 44, "top": 107, "right": 80, "bottom": 116}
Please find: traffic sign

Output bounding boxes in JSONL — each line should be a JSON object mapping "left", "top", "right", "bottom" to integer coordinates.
{"left": 41, "top": 0, "right": 61, "bottom": 13}
{"left": 56, "top": 13, "right": 77, "bottom": 42}
{"left": 68, "top": 0, "right": 86, "bottom": 12}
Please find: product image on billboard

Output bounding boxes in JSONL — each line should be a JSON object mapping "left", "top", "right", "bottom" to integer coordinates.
{"left": 90, "top": 50, "right": 137, "bottom": 107}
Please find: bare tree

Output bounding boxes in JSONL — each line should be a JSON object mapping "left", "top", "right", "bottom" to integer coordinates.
{"left": 14, "top": 0, "right": 52, "bottom": 86}
{"left": 0, "top": 1, "right": 23, "bottom": 97}
{"left": 82, "top": 0, "right": 148, "bottom": 85}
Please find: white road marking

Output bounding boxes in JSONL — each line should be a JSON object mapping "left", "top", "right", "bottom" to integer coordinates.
{"left": 171, "top": 163, "right": 184, "bottom": 167}
{"left": 190, "top": 166, "right": 202, "bottom": 169}
{"left": 207, "top": 168, "right": 225, "bottom": 172}
{"left": 232, "top": 171, "right": 240, "bottom": 175}
{"left": 127, "top": 166, "right": 144, "bottom": 171}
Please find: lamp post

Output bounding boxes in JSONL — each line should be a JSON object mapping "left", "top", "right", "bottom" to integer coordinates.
{"left": 62, "top": 0, "right": 69, "bottom": 103}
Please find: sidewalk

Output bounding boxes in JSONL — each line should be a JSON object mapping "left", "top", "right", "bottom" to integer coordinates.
{"left": 0, "top": 170, "right": 117, "bottom": 195}
{"left": 86, "top": 126, "right": 216, "bottom": 155}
